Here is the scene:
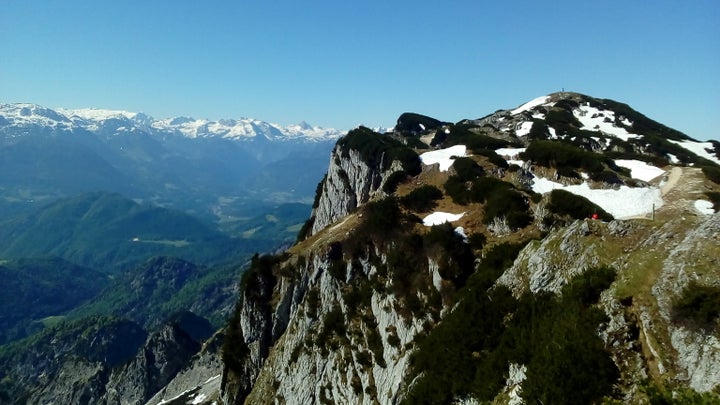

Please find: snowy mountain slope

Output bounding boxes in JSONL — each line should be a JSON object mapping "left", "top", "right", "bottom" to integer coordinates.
{"left": 471, "top": 92, "right": 718, "bottom": 164}
{"left": 0, "top": 103, "right": 345, "bottom": 142}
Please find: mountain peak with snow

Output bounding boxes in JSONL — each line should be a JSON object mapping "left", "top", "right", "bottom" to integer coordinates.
{"left": 0, "top": 102, "right": 346, "bottom": 142}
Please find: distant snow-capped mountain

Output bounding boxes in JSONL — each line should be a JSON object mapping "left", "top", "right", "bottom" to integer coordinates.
{"left": 0, "top": 103, "right": 346, "bottom": 142}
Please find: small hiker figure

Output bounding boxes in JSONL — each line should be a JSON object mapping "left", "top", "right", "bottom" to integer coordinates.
{"left": 591, "top": 213, "right": 599, "bottom": 220}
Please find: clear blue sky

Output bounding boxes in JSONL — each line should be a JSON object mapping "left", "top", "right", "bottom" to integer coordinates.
{"left": 2, "top": 1, "right": 718, "bottom": 140}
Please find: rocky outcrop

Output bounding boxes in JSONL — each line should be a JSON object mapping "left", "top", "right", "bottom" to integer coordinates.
{"left": 0, "top": 314, "right": 215, "bottom": 405}
{"left": 145, "top": 331, "right": 224, "bottom": 405}
{"left": 496, "top": 209, "right": 720, "bottom": 398}
{"left": 102, "top": 323, "right": 200, "bottom": 404}
{"left": 310, "top": 146, "right": 404, "bottom": 236}
{"left": 222, "top": 249, "right": 432, "bottom": 405}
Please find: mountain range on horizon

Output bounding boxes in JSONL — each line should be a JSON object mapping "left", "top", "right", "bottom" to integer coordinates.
{"left": 0, "top": 102, "right": 346, "bottom": 142}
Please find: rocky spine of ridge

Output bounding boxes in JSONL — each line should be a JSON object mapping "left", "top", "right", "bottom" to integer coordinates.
{"left": 218, "top": 92, "right": 720, "bottom": 405}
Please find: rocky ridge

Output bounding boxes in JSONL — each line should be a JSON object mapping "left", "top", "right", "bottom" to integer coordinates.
{"left": 217, "top": 92, "right": 720, "bottom": 404}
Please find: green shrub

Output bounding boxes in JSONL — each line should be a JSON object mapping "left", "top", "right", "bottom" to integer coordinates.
{"left": 430, "top": 128, "right": 449, "bottom": 146}
{"left": 547, "top": 189, "right": 614, "bottom": 221}
{"left": 222, "top": 304, "right": 249, "bottom": 373}
{"left": 508, "top": 267, "right": 619, "bottom": 404}
{"left": 317, "top": 306, "right": 346, "bottom": 347}
{"left": 296, "top": 216, "right": 315, "bottom": 242}
{"left": 527, "top": 120, "right": 550, "bottom": 140}
{"left": 355, "top": 350, "right": 373, "bottom": 368}
{"left": 545, "top": 108, "right": 582, "bottom": 129}
{"left": 562, "top": 266, "right": 616, "bottom": 305}
{"left": 404, "top": 136, "right": 430, "bottom": 149}
{"left": 306, "top": 289, "right": 320, "bottom": 319}
{"left": 483, "top": 188, "right": 532, "bottom": 229}
{"left": 473, "top": 149, "right": 510, "bottom": 169}
{"left": 444, "top": 175, "right": 471, "bottom": 205}
{"left": 468, "top": 233, "right": 486, "bottom": 250}
{"left": 556, "top": 166, "right": 581, "bottom": 179}
{"left": 402, "top": 243, "right": 527, "bottom": 405}
{"left": 355, "top": 198, "right": 402, "bottom": 239}
{"left": 642, "top": 381, "right": 720, "bottom": 404}
{"left": 521, "top": 140, "right": 608, "bottom": 174}
{"left": 240, "top": 253, "right": 281, "bottom": 303}
{"left": 400, "top": 185, "right": 443, "bottom": 212}
{"left": 383, "top": 170, "right": 407, "bottom": 194}
{"left": 452, "top": 157, "right": 484, "bottom": 181}
{"left": 590, "top": 169, "right": 623, "bottom": 185}
{"left": 702, "top": 165, "right": 720, "bottom": 184}
{"left": 673, "top": 281, "right": 720, "bottom": 329}
{"left": 366, "top": 327, "right": 386, "bottom": 367}
{"left": 337, "top": 126, "right": 421, "bottom": 175}
{"left": 433, "top": 124, "right": 510, "bottom": 151}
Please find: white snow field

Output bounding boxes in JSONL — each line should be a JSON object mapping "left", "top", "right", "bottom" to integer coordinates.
{"left": 532, "top": 177, "right": 663, "bottom": 219}
{"left": 423, "top": 211, "right": 465, "bottom": 226}
{"left": 614, "top": 159, "right": 666, "bottom": 182}
{"left": 573, "top": 104, "right": 640, "bottom": 142}
{"left": 419, "top": 145, "right": 467, "bottom": 172}
{"left": 511, "top": 95, "right": 551, "bottom": 115}
{"left": 515, "top": 121, "right": 534, "bottom": 137}
{"left": 669, "top": 140, "right": 720, "bottom": 165}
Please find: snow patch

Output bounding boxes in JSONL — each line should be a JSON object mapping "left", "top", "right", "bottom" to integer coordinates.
{"left": 694, "top": 200, "right": 715, "bottom": 215}
{"left": 548, "top": 126, "right": 558, "bottom": 139}
{"left": 532, "top": 177, "right": 663, "bottom": 219}
{"left": 669, "top": 140, "right": 720, "bottom": 165}
{"left": 423, "top": 211, "right": 465, "bottom": 226}
{"left": 454, "top": 226, "right": 468, "bottom": 242}
{"left": 495, "top": 147, "right": 526, "bottom": 159}
{"left": 511, "top": 95, "right": 551, "bottom": 115}
{"left": 573, "top": 105, "right": 640, "bottom": 141}
{"left": 419, "top": 145, "right": 467, "bottom": 172}
{"left": 667, "top": 153, "right": 680, "bottom": 164}
{"left": 515, "top": 121, "right": 534, "bottom": 137}
{"left": 614, "top": 159, "right": 666, "bottom": 182}
{"left": 496, "top": 147, "right": 526, "bottom": 166}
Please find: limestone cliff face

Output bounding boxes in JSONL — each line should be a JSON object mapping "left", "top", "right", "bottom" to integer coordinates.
{"left": 221, "top": 249, "right": 436, "bottom": 405}
{"left": 310, "top": 145, "right": 404, "bottom": 236}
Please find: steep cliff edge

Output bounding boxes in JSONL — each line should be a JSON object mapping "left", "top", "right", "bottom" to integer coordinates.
{"left": 307, "top": 126, "right": 421, "bottom": 237}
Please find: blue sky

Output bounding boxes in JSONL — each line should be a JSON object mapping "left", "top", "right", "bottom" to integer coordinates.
{"left": 1, "top": 1, "right": 718, "bottom": 140}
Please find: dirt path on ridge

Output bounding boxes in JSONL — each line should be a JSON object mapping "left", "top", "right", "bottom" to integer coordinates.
{"left": 660, "top": 166, "right": 682, "bottom": 196}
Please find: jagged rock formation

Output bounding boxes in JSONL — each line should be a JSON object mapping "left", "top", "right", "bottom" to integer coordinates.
{"left": 0, "top": 314, "right": 215, "bottom": 404}
{"left": 309, "top": 126, "right": 415, "bottom": 236}
{"left": 145, "top": 331, "right": 224, "bottom": 405}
